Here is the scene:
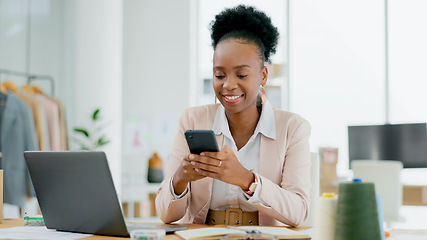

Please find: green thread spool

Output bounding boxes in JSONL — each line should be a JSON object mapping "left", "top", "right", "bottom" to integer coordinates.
{"left": 335, "top": 181, "right": 381, "bottom": 240}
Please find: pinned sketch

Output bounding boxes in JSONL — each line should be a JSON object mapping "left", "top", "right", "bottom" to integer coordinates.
{"left": 124, "top": 116, "right": 148, "bottom": 156}
{"left": 151, "top": 113, "right": 178, "bottom": 147}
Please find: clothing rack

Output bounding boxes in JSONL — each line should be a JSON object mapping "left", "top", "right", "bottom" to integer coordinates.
{"left": 0, "top": 69, "right": 55, "bottom": 96}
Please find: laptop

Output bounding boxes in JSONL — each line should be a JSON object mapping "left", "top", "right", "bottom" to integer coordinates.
{"left": 24, "top": 151, "right": 187, "bottom": 237}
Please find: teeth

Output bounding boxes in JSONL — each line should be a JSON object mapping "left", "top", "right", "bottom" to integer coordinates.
{"left": 225, "top": 96, "right": 240, "bottom": 100}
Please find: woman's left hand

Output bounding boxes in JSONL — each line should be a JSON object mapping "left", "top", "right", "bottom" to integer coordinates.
{"left": 185, "top": 145, "right": 254, "bottom": 190}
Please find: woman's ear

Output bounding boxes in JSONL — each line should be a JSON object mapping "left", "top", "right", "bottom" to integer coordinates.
{"left": 261, "top": 65, "right": 268, "bottom": 86}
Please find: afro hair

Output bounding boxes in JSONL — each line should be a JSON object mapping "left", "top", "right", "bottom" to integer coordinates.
{"left": 210, "top": 5, "right": 279, "bottom": 63}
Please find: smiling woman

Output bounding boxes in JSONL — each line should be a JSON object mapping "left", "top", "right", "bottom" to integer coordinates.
{"left": 155, "top": 5, "right": 311, "bottom": 227}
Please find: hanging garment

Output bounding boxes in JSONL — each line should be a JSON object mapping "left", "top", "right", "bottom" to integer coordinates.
{"left": 0, "top": 91, "right": 38, "bottom": 207}
{"left": 15, "top": 90, "right": 47, "bottom": 150}
{"left": 2, "top": 81, "right": 47, "bottom": 151}
{"left": 20, "top": 87, "right": 51, "bottom": 150}
{"left": 43, "top": 94, "right": 69, "bottom": 150}
{"left": 36, "top": 93, "right": 61, "bottom": 150}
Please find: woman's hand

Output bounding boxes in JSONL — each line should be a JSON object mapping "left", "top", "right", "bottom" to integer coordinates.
{"left": 172, "top": 155, "right": 207, "bottom": 195}
{"left": 186, "top": 145, "right": 254, "bottom": 190}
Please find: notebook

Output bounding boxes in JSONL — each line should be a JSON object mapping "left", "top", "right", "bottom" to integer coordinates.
{"left": 174, "top": 226, "right": 311, "bottom": 239}
{"left": 24, "top": 151, "right": 187, "bottom": 237}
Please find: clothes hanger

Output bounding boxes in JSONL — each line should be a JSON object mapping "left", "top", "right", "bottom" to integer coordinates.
{"left": 2, "top": 81, "right": 18, "bottom": 93}
{"left": 22, "top": 84, "right": 37, "bottom": 94}
{"left": 22, "top": 84, "right": 43, "bottom": 94}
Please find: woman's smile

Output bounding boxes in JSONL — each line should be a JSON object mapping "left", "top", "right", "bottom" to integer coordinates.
{"left": 223, "top": 94, "right": 243, "bottom": 103}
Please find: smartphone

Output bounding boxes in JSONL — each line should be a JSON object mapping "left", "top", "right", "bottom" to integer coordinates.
{"left": 184, "top": 130, "right": 219, "bottom": 155}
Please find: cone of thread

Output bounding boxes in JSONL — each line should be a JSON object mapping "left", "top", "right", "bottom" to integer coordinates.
{"left": 335, "top": 182, "right": 381, "bottom": 240}
{"left": 314, "top": 193, "right": 337, "bottom": 240}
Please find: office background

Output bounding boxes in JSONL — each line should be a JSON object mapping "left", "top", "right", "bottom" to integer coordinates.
{"left": 1, "top": 0, "right": 427, "bottom": 223}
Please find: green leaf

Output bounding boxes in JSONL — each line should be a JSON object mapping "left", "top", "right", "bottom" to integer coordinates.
{"left": 96, "top": 137, "right": 110, "bottom": 147}
{"left": 73, "top": 128, "right": 90, "bottom": 138}
{"left": 92, "top": 109, "right": 100, "bottom": 120}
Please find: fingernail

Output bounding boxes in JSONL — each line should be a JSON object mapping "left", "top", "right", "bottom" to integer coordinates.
{"left": 189, "top": 155, "right": 195, "bottom": 160}
{"left": 200, "top": 153, "right": 205, "bottom": 156}
{"left": 191, "top": 161, "right": 196, "bottom": 165}
{"left": 195, "top": 168, "right": 200, "bottom": 172}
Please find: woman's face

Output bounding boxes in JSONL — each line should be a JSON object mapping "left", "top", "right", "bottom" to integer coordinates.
{"left": 213, "top": 39, "right": 268, "bottom": 115}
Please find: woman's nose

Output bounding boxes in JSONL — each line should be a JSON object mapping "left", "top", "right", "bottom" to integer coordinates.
{"left": 223, "top": 77, "right": 237, "bottom": 90}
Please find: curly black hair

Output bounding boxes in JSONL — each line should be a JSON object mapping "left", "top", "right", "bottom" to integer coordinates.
{"left": 210, "top": 5, "right": 279, "bottom": 63}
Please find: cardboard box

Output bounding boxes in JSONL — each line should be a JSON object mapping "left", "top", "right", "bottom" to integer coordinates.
{"left": 1, "top": 169, "right": 3, "bottom": 223}
{"left": 403, "top": 185, "right": 427, "bottom": 206}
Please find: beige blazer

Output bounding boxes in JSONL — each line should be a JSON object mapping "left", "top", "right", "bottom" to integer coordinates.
{"left": 155, "top": 104, "right": 311, "bottom": 227}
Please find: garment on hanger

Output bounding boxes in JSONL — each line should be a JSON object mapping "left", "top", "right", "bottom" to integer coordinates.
{"left": 0, "top": 91, "right": 38, "bottom": 207}
{"left": 2, "top": 81, "right": 48, "bottom": 150}
{"left": 36, "top": 93, "right": 61, "bottom": 150}
{"left": 21, "top": 86, "right": 51, "bottom": 150}
{"left": 43, "top": 94, "right": 69, "bottom": 150}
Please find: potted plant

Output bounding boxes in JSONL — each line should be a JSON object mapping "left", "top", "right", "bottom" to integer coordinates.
{"left": 73, "top": 108, "right": 110, "bottom": 150}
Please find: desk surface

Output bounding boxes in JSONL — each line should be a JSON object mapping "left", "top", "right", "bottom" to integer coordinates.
{"left": 0, "top": 218, "right": 310, "bottom": 239}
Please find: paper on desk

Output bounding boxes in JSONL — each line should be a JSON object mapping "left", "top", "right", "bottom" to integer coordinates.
{"left": 0, "top": 226, "right": 92, "bottom": 240}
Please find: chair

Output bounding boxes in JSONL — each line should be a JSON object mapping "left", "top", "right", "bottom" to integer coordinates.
{"left": 351, "top": 160, "right": 403, "bottom": 223}
{"left": 303, "top": 152, "right": 320, "bottom": 226}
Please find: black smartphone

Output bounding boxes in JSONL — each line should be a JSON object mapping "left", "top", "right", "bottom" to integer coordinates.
{"left": 184, "top": 130, "right": 219, "bottom": 155}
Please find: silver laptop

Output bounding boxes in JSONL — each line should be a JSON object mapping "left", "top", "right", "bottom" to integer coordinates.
{"left": 24, "top": 151, "right": 187, "bottom": 237}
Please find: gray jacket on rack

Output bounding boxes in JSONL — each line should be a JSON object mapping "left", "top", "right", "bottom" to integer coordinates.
{"left": 1, "top": 91, "right": 38, "bottom": 207}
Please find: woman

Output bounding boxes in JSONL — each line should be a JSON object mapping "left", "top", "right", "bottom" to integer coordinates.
{"left": 155, "top": 5, "right": 311, "bottom": 227}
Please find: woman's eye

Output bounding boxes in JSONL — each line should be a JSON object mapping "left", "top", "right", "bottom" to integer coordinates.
{"left": 215, "top": 75, "right": 225, "bottom": 79}
{"left": 238, "top": 75, "right": 248, "bottom": 78}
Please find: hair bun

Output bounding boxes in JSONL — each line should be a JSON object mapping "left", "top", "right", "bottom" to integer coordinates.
{"left": 210, "top": 5, "right": 279, "bottom": 63}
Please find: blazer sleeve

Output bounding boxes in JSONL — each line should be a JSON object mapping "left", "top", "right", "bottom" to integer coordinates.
{"left": 254, "top": 119, "right": 311, "bottom": 226}
{"left": 155, "top": 109, "right": 192, "bottom": 223}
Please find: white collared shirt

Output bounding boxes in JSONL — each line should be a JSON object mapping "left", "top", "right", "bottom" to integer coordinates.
{"left": 209, "top": 100, "right": 275, "bottom": 211}
{"left": 171, "top": 101, "right": 275, "bottom": 211}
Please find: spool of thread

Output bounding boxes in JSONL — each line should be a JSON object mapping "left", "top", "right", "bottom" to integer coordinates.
{"left": 335, "top": 181, "right": 381, "bottom": 240}
{"left": 314, "top": 193, "right": 338, "bottom": 240}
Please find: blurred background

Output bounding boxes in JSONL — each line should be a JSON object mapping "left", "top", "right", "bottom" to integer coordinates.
{"left": 1, "top": 0, "right": 427, "bottom": 226}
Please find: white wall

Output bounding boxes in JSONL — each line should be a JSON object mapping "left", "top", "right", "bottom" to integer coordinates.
{"left": 122, "top": 0, "right": 192, "bottom": 202}
{"left": 0, "top": 0, "right": 62, "bottom": 90}
{"left": 70, "top": 0, "right": 123, "bottom": 194}
{"left": 289, "top": 0, "right": 385, "bottom": 176}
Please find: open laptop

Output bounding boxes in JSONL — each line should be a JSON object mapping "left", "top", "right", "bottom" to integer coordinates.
{"left": 24, "top": 151, "right": 187, "bottom": 237}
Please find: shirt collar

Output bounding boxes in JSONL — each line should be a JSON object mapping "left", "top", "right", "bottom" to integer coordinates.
{"left": 212, "top": 100, "right": 276, "bottom": 140}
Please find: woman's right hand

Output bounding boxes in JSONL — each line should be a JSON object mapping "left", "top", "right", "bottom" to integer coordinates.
{"left": 172, "top": 154, "right": 206, "bottom": 195}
